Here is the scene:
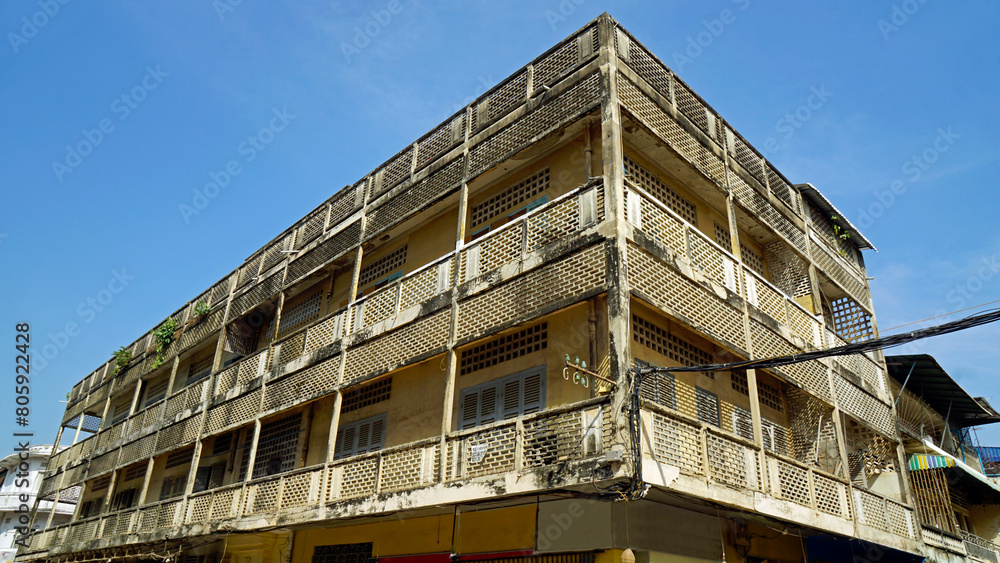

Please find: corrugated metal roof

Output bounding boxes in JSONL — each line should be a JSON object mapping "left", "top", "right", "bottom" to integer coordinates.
{"left": 797, "top": 183, "right": 876, "bottom": 251}
{"left": 887, "top": 354, "right": 1000, "bottom": 426}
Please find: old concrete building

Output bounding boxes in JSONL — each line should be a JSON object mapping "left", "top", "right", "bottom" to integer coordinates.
{"left": 23, "top": 13, "right": 992, "bottom": 563}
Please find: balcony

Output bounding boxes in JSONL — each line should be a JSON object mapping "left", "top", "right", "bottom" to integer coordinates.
{"left": 25, "top": 398, "right": 610, "bottom": 555}
{"left": 41, "top": 180, "right": 608, "bottom": 495}
{"left": 919, "top": 526, "right": 1000, "bottom": 563}
{"left": 640, "top": 404, "right": 918, "bottom": 549}
{"left": 961, "top": 530, "right": 1000, "bottom": 563}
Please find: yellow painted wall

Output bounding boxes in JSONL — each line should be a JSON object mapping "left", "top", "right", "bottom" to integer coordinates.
{"left": 291, "top": 514, "right": 455, "bottom": 563}
{"left": 144, "top": 452, "right": 187, "bottom": 502}
{"left": 466, "top": 133, "right": 594, "bottom": 234}
{"left": 77, "top": 479, "right": 106, "bottom": 506}
{"left": 358, "top": 207, "right": 458, "bottom": 296}
{"left": 720, "top": 521, "right": 805, "bottom": 562}
{"left": 305, "top": 396, "right": 335, "bottom": 465}
{"left": 337, "top": 357, "right": 448, "bottom": 448}
{"left": 226, "top": 531, "right": 290, "bottom": 563}
{"left": 456, "top": 504, "right": 537, "bottom": 554}
{"left": 290, "top": 505, "right": 539, "bottom": 562}
{"left": 451, "top": 301, "right": 604, "bottom": 431}
{"left": 330, "top": 265, "right": 355, "bottom": 310}
{"left": 173, "top": 342, "right": 216, "bottom": 393}
{"left": 970, "top": 503, "right": 1000, "bottom": 544}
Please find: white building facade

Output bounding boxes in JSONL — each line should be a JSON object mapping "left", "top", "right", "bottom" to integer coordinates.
{"left": 0, "top": 445, "right": 72, "bottom": 563}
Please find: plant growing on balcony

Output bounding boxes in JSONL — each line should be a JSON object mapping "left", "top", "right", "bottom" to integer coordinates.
{"left": 111, "top": 345, "right": 132, "bottom": 375}
{"left": 830, "top": 216, "right": 850, "bottom": 258}
{"left": 193, "top": 301, "right": 211, "bottom": 318}
{"left": 150, "top": 317, "right": 179, "bottom": 370}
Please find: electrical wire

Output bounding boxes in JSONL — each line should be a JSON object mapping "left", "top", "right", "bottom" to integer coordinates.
{"left": 623, "top": 307, "right": 1000, "bottom": 500}
{"left": 879, "top": 298, "right": 1000, "bottom": 333}
{"left": 635, "top": 307, "right": 1000, "bottom": 376}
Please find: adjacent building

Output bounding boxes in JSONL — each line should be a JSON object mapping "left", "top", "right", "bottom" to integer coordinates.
{"left": 888, "top": 354, "right": 1000, "bottom": 562}
{"left": 0, "top": 445, "right": 72, "bottom": 563}
{"left": 20, "top": 13, "right": 996, "bottom": 563}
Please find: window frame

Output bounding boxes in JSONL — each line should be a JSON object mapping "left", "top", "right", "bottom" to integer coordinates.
{"left": 334, "top": 413, "right": 388, "bottom": 460}
{"left": 458, "top": 365, "right": 546, "bottom": 430}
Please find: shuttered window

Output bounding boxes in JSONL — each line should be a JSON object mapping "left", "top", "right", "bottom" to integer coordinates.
{"left": 187, "top": 355, "right": 213, "bottom": 385}
{"left": 109, "top": 396, "right": 132, "bottom": 424}
{"left": 159, "top": 475, "right": 187, "bottom": 500}
{"left": 731, "top": 405, "right": 789, "bottom": 456}
{"left": 334, "top": 414, "right": 387, "bottom": 460}
{"left": 695, "top": 387, "right": 720, "bottom": 427}
{"left": 459, "top": 367, "right": 545, "bottom": 430}
{"left": 143, "top": 378, "right": 169, "bottom": 408}
{"left": 192, "top": 463, "right": 226, "bottom": 493}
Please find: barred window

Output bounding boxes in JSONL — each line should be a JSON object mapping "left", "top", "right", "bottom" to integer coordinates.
{"left": 731, "top": 369, "right": 748, "bottom": 395}
{"left": 312, "top": 543, "right": 373, "bottom": 563}
{"left": 731, "top": 370, "right": 783, "bottom": 413}
{"left": 624, "top": 156, "right": 697, "bottom": 225}
{"left": 91, "top": 475, "right": 111, "bottom": 492}
{"left": 632, "top": 315, "right": 713, "bottom": 371}
{"left": 142, "top": 378, "right": 169, "bottom": 408}
{"left": 714, "top": 222, "right": 732, "bottom": 251}
{"left": 636, "top": 361, "right": 677, "bottom": 410}
{"left": 471, "top": 168, "right": 549, "bottom": 228}
{"left": 714, "top": 222, "right": 765, "bottom": 276}
{"left": 275, "top": 289, "right": 323, "bottom": 339}
{"left": 122, "top": 463, "right": 146, "bottom": 482}
{"left": 741, "top": 244, "right": 766, "bottom": 278}
{"left": 166, "top": 447, "right": 194, "bottom": 469}
{"left": 460, "top": 323, "right": 547, "bottom": 375}
{"left": 342, "top": 378, "right": 392, "bottom": 413}
{"left": 187, "top": 355, "right": 214, "bottom": 385}
{"left": 359, "top": 245, "right": 407, "bottom": 287}
{"left": 758, "top": 381, "right": 784, "bottom": 413}
{"left": 695, "top": 387, "right": 720, "bottom": 427}
{"left": 239, "top": 413, "right": 302, "bottom": 480}
{"left": 212, "top": 432, "right": 233, "bottom": 456}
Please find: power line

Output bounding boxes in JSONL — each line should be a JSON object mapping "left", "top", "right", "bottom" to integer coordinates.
{"left": 880, "top": 298, "right": 1000, "bottom": 333}
{"left": 635, "top": 308, "right": 1000, "bottom": 376}
{"left": 621, "top": 307, "right": 1000, "bottom": 501}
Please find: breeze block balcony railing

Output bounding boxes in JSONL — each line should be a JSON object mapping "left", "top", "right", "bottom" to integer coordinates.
{"left": 28, "top": 398, "right": 611, "bottom": 554}
{"left": 920, "top": 525, "right": 1000, "bottom": 563}
{"left": 641, "top": 404, "right": 917, "bottom": 547}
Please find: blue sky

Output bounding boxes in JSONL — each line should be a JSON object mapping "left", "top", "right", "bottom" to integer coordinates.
{"left": 1, "top": 1, "right": 998, "bottom": 456}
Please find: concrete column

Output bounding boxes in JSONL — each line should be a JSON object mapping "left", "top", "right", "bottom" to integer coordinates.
{"left": 51, "top": 425, "right": 65, "bottom": 452}
{"left": 182, "top": 440, "right": 205, "bottom": 497}
{"left": 271, "top": 291, "right": 287, "bottom": 346}
{"left": 726, "top": 148, "right": 766, "bottom": 476}
{"left": 127, "top": 379, "right": 144, "bottom": 421}
{"left": 328, "top": 177, "right": 371, "bottom": 467}
{"left": 596, "top": 15, "right": 633, "bottom": 472}
{"left": 165, "top": 355, "right": 181, "bottom": 398}
{"left": 100, "top": 470, "right": 119, "bottom": 516}
{"left": 326, "top": 391, "right": 343, "bottom": 464}
{"left": 243, "top": 420, "right": 263, "bottom": 482}
{"left": 438, "top": 169, "right": 470, "bottom": 481}
{"left": 136, "top": 457, "right": 156, "bottom": 506}
{"left": 70, "top": 410, "right": 86, "bottom": 446}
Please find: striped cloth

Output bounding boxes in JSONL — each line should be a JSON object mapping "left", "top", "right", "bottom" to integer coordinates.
{"left": 908, "top": 453, "right": 955, "bottom": 471}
